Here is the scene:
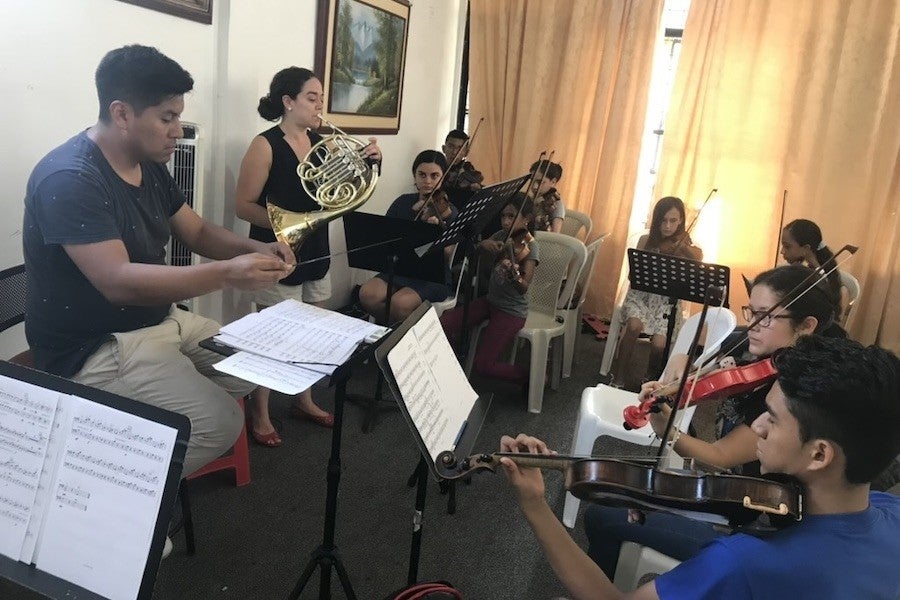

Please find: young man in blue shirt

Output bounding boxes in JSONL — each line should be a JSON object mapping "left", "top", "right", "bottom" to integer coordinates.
{"left": 500, "top": 335, "right": 900, "bottom": 599}
{"left": 24, "top": 45, "right": 296, "bottom": 476}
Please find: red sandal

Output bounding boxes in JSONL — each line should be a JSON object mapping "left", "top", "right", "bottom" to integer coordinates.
{"left": 289, "top": 405, "right": 334, "bottom": 428}
{"left": 250, "top": 428, "right": 283, "bottom": 447}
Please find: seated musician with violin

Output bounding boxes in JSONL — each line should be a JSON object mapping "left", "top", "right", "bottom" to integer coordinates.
{"left": 440, "top": 193, "right": 538, "bottom": 387}
{"left": 441, "top": 129, "right": 484, "bottom": 211}
{"left": 584, "top": 264, "right": 848, "bottom": 579}
{"left": 358, "top": 150, "right": 457, "bottom": 324}
{"left": 527, "top": 160, "right": 566, "bottom": 233}
{"left": 612, "top": 197, "right": 704, "bottom": 390}
{"left": 500, "top": 334, "right": 900, "bottom": 599}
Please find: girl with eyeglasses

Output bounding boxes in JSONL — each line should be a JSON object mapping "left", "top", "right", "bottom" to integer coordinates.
{"left": 583, "top": 264, "right": 846, "bottom": 579}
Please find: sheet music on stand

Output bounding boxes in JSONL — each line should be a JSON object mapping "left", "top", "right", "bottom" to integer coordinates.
{"left": 420, "top": 174, "right": 531, "bottom": 255}
{"left": 374, "top": 303, "right": 489, "bottom": 476}
{"left": 212, "top": 299, "right": 388, "bottom": 394}
{"left": 0, "top": 361, "right": 189, "bottom": 600}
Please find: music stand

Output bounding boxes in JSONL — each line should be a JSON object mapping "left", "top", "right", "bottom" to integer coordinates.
{"left": 0, "top": 361, "right": 189, "bottom": 600}
{"left": 421, "top": 175, "right": 531, "bottom": 357}
{"left": 627, "top": 249, "right": 730, "bottom": 363}
{"left": 342, "top": 212, "right": 447, "bottom": 432}
{"left": 199, "top": 335, "right": 380, "bottom": 600}
{"left": 374, "top": 303, "right": 491, "bottom": 586}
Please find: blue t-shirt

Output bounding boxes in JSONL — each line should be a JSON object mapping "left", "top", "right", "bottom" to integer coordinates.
{"left": 23, "top": 131, "right": 185, "bottom": 377}
{"left": 655, "top": 492, "right": 900, "bottom": 599}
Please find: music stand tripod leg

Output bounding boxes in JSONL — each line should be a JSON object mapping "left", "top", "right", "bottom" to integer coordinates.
{"left": 288, "top": 377, "right": 358, "bottom": 600}
{"left": 360, "top": 254, "right": 398, "bottom": 433}
{"left": 659, "top": 296, "right": 679, "bottom": 379}
{"left": 406, "top": 456, "right": 430, "bottom": 585}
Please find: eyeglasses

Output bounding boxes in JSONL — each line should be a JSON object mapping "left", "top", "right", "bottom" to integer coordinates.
{"left": 741, "top": 306, "right": 794, "bottom": 328}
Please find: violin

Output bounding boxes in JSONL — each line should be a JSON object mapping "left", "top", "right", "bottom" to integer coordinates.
{"left": 414, "top": 190, "right": 453, "bottom": 226}
{"left": 494, "top": 228, "right": 534, "bottom": 282}
{"left": 534, "top": 190, "right": 561, "bottom": 232}
{"left": 445, "top": 160, "right": 484, "bottom": 192}
{"left": 623, "top": 358, "right": 778, "bottom": 430}
{"left": 435, "top": 450, "right": 803, "bottom": 527}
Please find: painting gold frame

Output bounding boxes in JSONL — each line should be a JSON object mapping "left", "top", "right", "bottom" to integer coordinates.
{"left": 315, "top": 0, "right": 411, "bottom": 134}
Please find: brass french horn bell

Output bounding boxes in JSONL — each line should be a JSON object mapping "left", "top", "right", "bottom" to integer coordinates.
{"left": 268, "top": 115, "right": 380, "bottom": 252}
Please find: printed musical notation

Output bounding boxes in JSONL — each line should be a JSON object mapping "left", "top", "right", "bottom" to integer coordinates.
{"left": 386, "top": 308, "right": 477, "bottom": 462}
{"left": 0, "top": 376, "right": 58, "bottom": 562}
{"left": 0, "top": 370, "right": 179, "bottom": 600}
{"left": 35, "top": 395, "right": 177, "bottom": 600}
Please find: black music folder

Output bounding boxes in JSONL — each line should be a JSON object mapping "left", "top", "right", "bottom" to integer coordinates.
{"left": 374, "top": 302, "right": 489, "bottom": 480}
{"left": 0, "top": 361, "right": 190, "bottom": 600}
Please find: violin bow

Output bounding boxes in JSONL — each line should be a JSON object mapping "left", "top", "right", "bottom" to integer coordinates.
{"left": 498, "top": 150, "right": 553, "bottom": 246}
{"left": 413, "top": 117, "right": 485, "bottom": 223}
{"left": 773, "top": 189, "right": 787, "bottom": 269}
{"left": 654, "top": 285, "right": 726, "bottom": 461}
{"left": 667, "top": 187, "right": 717, "bottom": 254}
{"left": 698, "top": 244, "right": 859, "bottom": 372}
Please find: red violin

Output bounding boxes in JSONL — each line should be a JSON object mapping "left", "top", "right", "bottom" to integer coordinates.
{"left": 623, "top": 358, "right": 778, "bottom": 430}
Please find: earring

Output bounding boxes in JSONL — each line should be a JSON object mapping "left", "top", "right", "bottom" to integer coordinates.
{"left": 287, "top": 106, "right": 292, "bottom": 111}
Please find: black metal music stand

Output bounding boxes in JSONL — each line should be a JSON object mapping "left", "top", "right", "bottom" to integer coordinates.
{"left": 342, "top": 212, "right": 447, "bottom": 432}
{"left": 423, "top": 174, "right": 531, "bottom": 357}
{"left": 626, "top": 249, "right": 730, "bottom": 366}
{"left": 200, "top": 336, "right": 381, "bottom": 600}
{"left": 0, "top": 362, "right": 189, "bottom": 600}
{"left": 374, "top": 302, "right": 491, "bottom": 586}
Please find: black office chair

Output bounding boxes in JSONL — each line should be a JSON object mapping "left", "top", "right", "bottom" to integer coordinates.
{"left": 0, "top": 264, "right": 32, "bottom": 366}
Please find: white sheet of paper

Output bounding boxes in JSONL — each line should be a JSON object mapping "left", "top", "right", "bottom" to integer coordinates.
{"left": 214, "top": 351, "right": 326, "bottom": 394}
{"left": 217, "top": 300, "right": 383, "bottom": 368}
{"left": 218, "top": 312, "right": 359, "bottom": 366}
{"left": 35, "top": 396, "right": 177, "bottom": 600}
{"left": 0, "top": 376, "right": 59, "bottom": 561}
{"left": 19, "top": 394, "right": 75, "bottom": 564}
{"left": 387, "top": 308, "right": 477, "bottom": 462}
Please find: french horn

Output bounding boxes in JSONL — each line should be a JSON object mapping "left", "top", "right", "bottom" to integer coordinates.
{"left": 268, "top": 116, "right": 379, "bottom": 252}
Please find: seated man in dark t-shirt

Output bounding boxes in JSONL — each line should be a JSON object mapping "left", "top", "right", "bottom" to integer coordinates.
{"left": 498, "top": 336, "right": 900, "bottom": 600}
{"left": 23, "top": 45, "right": 295, "bottom": 477}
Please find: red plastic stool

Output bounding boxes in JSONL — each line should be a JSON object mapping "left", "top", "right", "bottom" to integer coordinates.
{"left": 187, "top": 395, "right": 251, "bottom": 486}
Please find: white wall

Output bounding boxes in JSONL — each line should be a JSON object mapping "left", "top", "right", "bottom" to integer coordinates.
{"left": 0, "top": 0, "right": 465, "bottom": 356}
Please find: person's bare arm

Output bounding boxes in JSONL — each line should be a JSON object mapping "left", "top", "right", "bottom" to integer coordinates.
{"left": 170, "top": 203, "right": 292, "bottom": 262}
{"left": 235, "top": 136, "right": 275, "bottom": 230}
{"left": 500, "top": 434, "right": 660, "bottom": 600}
{"left": 64, "top": 238, "right": 293, "bottom": 306}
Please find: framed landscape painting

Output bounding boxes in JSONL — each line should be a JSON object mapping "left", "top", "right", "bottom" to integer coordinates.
{"left": 315, "top": 0, "right": 411, "bottom": 134}
{"left": 116, "top": 0, "right": 213, "bottom": 24}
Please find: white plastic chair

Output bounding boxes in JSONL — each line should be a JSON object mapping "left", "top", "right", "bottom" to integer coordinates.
{"left": 613, "top": 542, "right": 681, "bottom": 592}
{"left": 466, "top": 232, "right": 586, "bottom": 413}
{"left": 838, "top": 270, "right": 860, "bottom": 326}
{"left": 561, "top": 306, "right": 738, "bottom": 528}
{"left": 560, "top": 209, "right": 593, "bottom": 240}
{"left": 560, "top": 234, "right": 609, "bottom": 378}
{"left": 599, "top": 230, "right": 649, "bottom": 377}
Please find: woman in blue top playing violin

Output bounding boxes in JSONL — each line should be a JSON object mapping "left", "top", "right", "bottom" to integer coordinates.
{"left": 584, "top": 264, "right": 845, "bottom": 578}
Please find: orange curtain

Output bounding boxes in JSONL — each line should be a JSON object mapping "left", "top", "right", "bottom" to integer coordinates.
{"left": 656, "top": 0, "right": 900, "bottom": 351}
{"left": 468, "top": 0, "right": 665, "bottom": 318}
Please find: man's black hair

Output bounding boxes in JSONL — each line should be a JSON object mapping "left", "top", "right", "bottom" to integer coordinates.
{"left": 96, "top": 45, "right": 194, "bottom": 122}
{"left": 774, "top": 336, "right": 900, "bottom": 484}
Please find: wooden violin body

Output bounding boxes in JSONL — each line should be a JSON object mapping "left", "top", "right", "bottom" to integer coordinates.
{"left": 494, "top": 228, "right": 533, "bottom": 282}
{"left": 436, "top": 451, "right": 802, "bottom": 527}
{"left": 623, "top": 358, "right": 778, "bottom": 430}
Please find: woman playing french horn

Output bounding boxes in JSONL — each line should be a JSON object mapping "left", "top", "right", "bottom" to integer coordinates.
{"left": 234, "top": 66, "right": 382, "bottom": 447}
